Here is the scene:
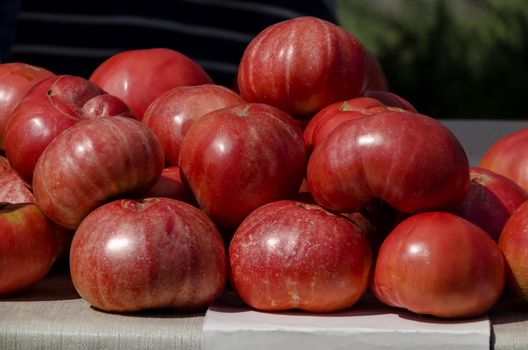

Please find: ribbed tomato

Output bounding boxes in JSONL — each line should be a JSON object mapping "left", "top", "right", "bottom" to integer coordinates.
{"left": 307, "top": 111, "right": 469, "bottom": 214}
{"left": 32, "top": 117, "right": 163, "bottom": 229}
{"left": 229, "top": 200, "right": 372, "bottom": 313}
{"left": 179, "top": 103, "right": 305, "bottom": 230}
{"left": 237, "top": 16, "right": 367, "bottom": 117}
{"left": 70, "top": 198, "right": 226, "bottom": 312}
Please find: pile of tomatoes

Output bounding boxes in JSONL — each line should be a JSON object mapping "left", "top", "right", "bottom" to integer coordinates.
{"left": 0, "top": 16, "right": 527, "bottom": 319}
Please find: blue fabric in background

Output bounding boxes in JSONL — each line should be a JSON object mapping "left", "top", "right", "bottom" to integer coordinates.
{"left": 0, "top": 0, "right": 21, "bottom": 62}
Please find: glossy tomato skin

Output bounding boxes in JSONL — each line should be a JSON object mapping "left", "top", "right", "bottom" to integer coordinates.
{"left": 305, "top": 110, "right": 367, "bottom": 154}
{"left": 142, "top": 84, "right": 245, "bottom": 166}
{"left": 480, "top": 128, "right": 528, "bottom": 193}
{"left": 453, "top": 167, "right": 528, "bottom": 241}
{"left": 90, "top": 48, "right": 213, "bottom": 119}
{"left": 0, "top": 203, "right": 58, "bottom": 296}
{"left": 372, "top": 212, "right": 505, "bottom": 318}
{"left": 303, "top": 97, "right": 388, "bottom": 153}
{"left": 307, "top": 111, "right": 469, "bottom": 214}
{"left": 4, "top": 75, "right": 135, "bottom": 185}
{"left": 179, "top": 103, "right": 306, "bottom": 230}
{"left": 32, "top": 117, "right": 164, "bottom": 229}
{"left": 499, "top": 201, "right": 528, "bottom": 301}
{"left": 237, "top": 16, "right": 367, "bottom": 117}
{"left": 0, "top": 62, "right": 54, "bottom": 149}
{"left": 70, "top": 198, "right": 226, "bottom": 312}
{"left": 229, "top": 200, "right": 372, "bottom": 313}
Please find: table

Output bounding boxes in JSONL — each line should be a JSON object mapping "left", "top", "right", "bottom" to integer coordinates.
{"left": 1, "top": 119, "right": 527, "bottom": 350}
{"left": 440, "top": 119, "right": 525, "bottom": 166}
{"left": 0, "top": 265, "right": 204, "bottom": 350}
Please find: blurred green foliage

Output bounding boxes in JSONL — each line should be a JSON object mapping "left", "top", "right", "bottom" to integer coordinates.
{"left": 336, "top": 0, "right": 528, "bottom": 118}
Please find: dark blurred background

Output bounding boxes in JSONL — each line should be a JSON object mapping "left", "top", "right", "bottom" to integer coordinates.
{"left": 3, "top": 0, "right": 527, "bottom": 119}
{"left": 337, "top": 0, "right": 528, "bottom": 119}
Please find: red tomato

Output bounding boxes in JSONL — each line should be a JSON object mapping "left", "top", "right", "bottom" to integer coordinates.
{"left": 480, "top": 128, "right": 528, "bottom": 193}
{"left": 142, "top": 84, "right": 245, "bottom": 166}
{"left": 0, "top": 62, "right": 54, "bottom": 149}
{"left": 4, "top": 75, "right": 136, "bottom": 186}
{"left": 229, "top": 200, "right": 372, "bottom": 313}
{"left": 237, "top": 16, "right": 367, "bottom": 117}
{"left": 90, "top": 48, "right": 213, "bottom": 119}
{"left": 179, "top": 103, "right": 305, "bottom": 230}
{"left": 303, "top": 97, "right": 386, "bottom": 152}
{"left": 307, "top": 111, "right": 469, "bottom": 214}
{"left": 372, "top": 212, "right": 505, "bottom": 318}
{"left": 70, "top": 198, "right": 226, "bottom": 312}
{"left": 0, "top": 203, "right": 58, "bottom": 296}
{"left": 452, "top": 167, "right": 528, "bottom": 241}
{"left": 499, "top": 201, "right": 528, "bottom": 301}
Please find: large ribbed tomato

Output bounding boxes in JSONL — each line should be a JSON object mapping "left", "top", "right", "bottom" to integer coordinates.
{"left": 70, "top": 198, "right": 226, "bottom": 313}
{"left": 372, "top": 212, "right": 505, "bottom": 318}
{"left": 237, "top": 16, "right": 367, "bottom": 118}
{"left": 179, "top": 103, "right": 305, "bottom": 230}
{"left": 307, "top": 111, "right": 470, "bottom": 214}
{"left": 229, "top": 200, "right": 372, "bottom": 313}
{"left": 32, "top": 117, "right": 163, "bottom": 229}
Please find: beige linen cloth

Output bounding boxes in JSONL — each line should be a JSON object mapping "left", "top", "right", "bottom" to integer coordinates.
{"left": 2, "top": 267, "right": 528, "bottom": 350}
{"left": 0, "top": 267, "right": 204, "bottom": 350}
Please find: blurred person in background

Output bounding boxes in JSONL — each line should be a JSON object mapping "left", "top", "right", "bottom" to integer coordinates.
{"left": 0, "top": 0, "right": 20, "bottom": 63}
{"left": 2, "top": 0, "right": 526, "bottom": 118}
{"left": 2, "top": 0, "right": 336, "bottom": 87}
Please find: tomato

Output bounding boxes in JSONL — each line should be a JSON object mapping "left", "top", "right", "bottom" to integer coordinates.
{"left": 237, "top": 16, "right": 367, "bottom": 117}
{"left": 90, "top": 48, "right": 212, "bottom": 119}
{"left": 452, "top": 167, "right": 528, "bottom": 241}
{"left": 0, "top": 203, "right": 58, "bottom": 296}
{"left": 0, "top": 62, "right": 54, "bottom": 149}
{"left": 480, "top": 128, "right": 528, "bottom": 192}
{"left": 307, "top": 111, "right": 469, "bottom": 214}
{"left": 179, "top": 103, "right": 305, "bottom": 230}
{"left": 142, "top": 84, "right": 244, "bottom": 166}
{"left": 303, "top": 97, "right": 386, "bottom": 152}
{"left": 372, "top": 212, "right": 505, "bottom": 318}
{"left": 229, "top": 200, "right": 372, "bottom": 313}
{"left": 499, "top": 201, "right": 528, "bottom": 301}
